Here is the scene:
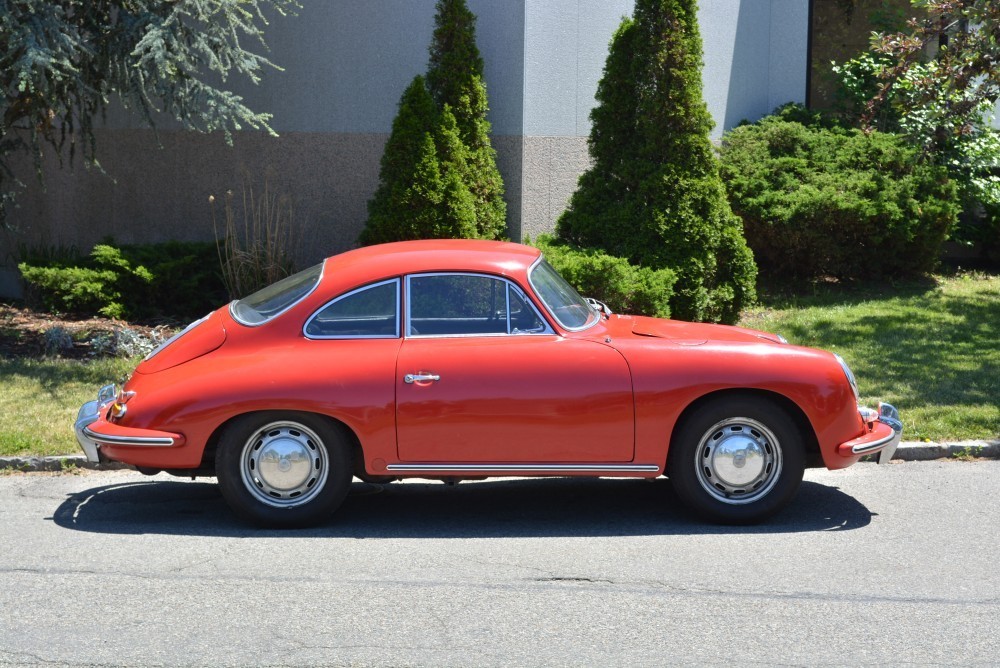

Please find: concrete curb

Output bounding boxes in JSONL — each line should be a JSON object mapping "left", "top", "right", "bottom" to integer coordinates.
{"left": 887, "top": 440, "right": 1000, "bottom": 461}
{"left": 2, "top": 440, "right": 998, "bottom": 473}
{"left": 0, "top": 456, "right": 132, "bottom": 473}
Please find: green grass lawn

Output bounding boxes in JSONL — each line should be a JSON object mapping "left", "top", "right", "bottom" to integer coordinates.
{"left": 1, "top": 272, "right": 997, "bottom": 458}
{"left": 0, "top": 357, "right": 137, "bottom": 458}
{"left": 740, "top": 272, "right": 1000, "bottom": 442}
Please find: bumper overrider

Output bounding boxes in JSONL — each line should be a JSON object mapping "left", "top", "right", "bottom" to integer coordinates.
{"left": 74, "top": 384, "right": 184, "bottom": 464}
{"left": 837, "top": 403, "right": 903, "bottom": 464}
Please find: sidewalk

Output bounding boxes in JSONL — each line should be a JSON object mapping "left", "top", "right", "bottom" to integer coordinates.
{"left": 2, "top": 440, "right": 997, "bottom": 473}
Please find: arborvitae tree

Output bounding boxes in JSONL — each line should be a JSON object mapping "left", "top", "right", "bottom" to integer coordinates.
{"left": 427, "top": 0, "right": 484, "bottom": 138}
{"left": 362, "top": 78, "right": 477, "bottom": 244}
{"left": 363, "top": 77, "right": 442, "bottom": 245}
{"left": 434, "top": 106, "right": 479, "bottom": 238}
{"left": 0, "top": 0, "right": 296, "bottom": 230}
{"left": 424, "top": 0, "right": 506, "bottom": 241}
{"left": 556, "top": 0, "right": 756, "bottom": 324}
{"left": 361, "top": 0, "right": 505, "bottom": 244}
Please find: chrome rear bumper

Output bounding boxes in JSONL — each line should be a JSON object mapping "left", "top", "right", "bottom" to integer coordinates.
{"left": 74, "top": 384, "right": 182, "bottom": 464}
{"left": 74, "top": 399, "right": 104, "bottom": 463}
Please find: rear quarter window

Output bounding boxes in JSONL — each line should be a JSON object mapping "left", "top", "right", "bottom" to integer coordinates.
{"left": 230, "top": 263, "right": 323, "bottom": 326}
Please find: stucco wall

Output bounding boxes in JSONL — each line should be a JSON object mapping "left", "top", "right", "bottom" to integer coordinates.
{"left": 517, "top": 0, "right": 809, "bottom": 237}
{"left": 3, "top": 0, "right": 809, "bottom": 297}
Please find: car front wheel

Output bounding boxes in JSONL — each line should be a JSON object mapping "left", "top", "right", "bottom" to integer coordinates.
{"left": 667, "top": 396, "right": 806, "bottom": 524}
{"left": 216, "top": 412, "right": 353, "bottom": 528}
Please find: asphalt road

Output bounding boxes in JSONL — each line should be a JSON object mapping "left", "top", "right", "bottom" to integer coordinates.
{"left": 1, "top": 460, "right": 997, "bottom": 667}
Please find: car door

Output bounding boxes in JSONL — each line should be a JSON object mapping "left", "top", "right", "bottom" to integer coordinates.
{"left": 395, "top": 273, "right": 635, "bottom": 463}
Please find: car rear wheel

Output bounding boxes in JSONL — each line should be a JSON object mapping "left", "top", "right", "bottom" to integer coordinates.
{"left": 216, "top": 412, "right": 353, "bottom": 528}
{"left": 667, "top": 396, "right": 805, "bottom": 524}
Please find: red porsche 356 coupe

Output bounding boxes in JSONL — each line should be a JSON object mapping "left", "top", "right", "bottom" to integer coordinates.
{"left": 75, "top": 240, "right": 901, "bottom": 527}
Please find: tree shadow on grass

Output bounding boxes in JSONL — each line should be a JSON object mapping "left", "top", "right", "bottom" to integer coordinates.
{"left": 757, "top": 277, "right": 1000, "bottom": 438}
{"left": 756, "top": 275, "right": 942, "bottom": 311}
{"left": 50, "top": 475, "right": 872, "bottom": 538}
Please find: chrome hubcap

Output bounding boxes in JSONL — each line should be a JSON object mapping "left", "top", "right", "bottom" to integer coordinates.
{"left": 694, "top": 417, "right": 782, "bottom": 505}
{"left": 240, "top": 421, "right": 329, "bottom": 508}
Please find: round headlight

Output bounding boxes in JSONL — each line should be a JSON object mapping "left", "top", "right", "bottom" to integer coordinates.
{"left": 834, "top": 354, "right": 860, "bottom": 403}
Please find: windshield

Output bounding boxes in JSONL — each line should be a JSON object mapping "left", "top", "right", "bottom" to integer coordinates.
{"left": 230, "top": 263, "right": 323, "bottom": 326}
{"left": 528, "top": 259, "right": 599, "bottom": 331}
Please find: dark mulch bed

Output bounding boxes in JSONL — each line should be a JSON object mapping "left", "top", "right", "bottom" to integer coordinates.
{"left": 0, "top": 304, "right": 173, "bottom": 359}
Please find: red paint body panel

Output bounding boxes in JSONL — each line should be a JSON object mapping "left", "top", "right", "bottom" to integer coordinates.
{"left": 136, "top": 310, "right": 227, "bottom": 374}
{"left": 396, "top": 336, "right": 633, "bottom": 462}
{"left": 94, "top": 240, "right": 874, "bottom": 477}
{"left": 556, "top": 314, "right": 866, "bottom": 471}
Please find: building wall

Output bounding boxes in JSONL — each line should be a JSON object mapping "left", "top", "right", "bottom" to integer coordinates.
{"left": 518, "top": 0, "right": 809, "bottom": 239}
{"left": 3, "top": 0, "right": 808, "bottom": 296}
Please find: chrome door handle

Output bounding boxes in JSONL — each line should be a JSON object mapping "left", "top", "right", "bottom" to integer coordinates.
{"left": 404, "top": 373, "right": 440, "bottom": 384}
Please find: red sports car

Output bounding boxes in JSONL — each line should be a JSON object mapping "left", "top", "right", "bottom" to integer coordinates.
{"left": 75, "top": 240, "right": 901, "bottom": 527}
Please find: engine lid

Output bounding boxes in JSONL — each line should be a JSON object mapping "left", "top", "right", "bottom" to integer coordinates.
{"left": 135, "top": 309, "right": 227, "bottom": 374}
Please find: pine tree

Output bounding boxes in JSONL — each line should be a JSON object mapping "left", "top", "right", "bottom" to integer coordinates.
{"left": 361, "top": 0, "right": 505, "bottom": 244}
{"left": 0, "top": 0, "right": 296, "bottom": 230}
{"left": 556, "top": 0, "right": 756, "bottom": 324}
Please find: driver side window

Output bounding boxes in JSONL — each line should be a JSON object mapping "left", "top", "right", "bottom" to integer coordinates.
{"left": 406, "top": 274, "right": 550, "bottom": 337}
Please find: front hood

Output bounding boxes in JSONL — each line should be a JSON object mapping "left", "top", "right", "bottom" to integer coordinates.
{"left": 629, "top": 316, "right": 784, "bottom": 345}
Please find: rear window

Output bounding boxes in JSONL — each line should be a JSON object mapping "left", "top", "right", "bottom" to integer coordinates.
{"left": 230, "top": 263, "right": 323, "bottom": 326}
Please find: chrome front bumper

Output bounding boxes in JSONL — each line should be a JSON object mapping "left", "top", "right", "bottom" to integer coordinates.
{"left": 838, "top": 402, "right": 903, "bottom": 464}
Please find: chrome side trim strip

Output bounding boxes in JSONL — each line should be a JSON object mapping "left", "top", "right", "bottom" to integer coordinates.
{"left": 82, "top": 428, "right": 175, "bottom": 447}
{"left": 385, "top": 463, "right": 660, "bottom": 473}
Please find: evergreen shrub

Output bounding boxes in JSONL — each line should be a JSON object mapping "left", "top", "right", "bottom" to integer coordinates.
{"left": 719, "top": 108, "right": 960, "bottom": 281}
{"left": 534, "top": 236, "right": 676, "bottom": 318}
{"left": 360, "top": 0, "right": 505, "bottom": 244}
{"left": 361, "top": 78, "right": 480, "bottom": 244}
{"left": 19, "top": 241, "right": 225, "bottom": 320}
{"left": 556, "top": 0, "right": 755, "bottom": 325}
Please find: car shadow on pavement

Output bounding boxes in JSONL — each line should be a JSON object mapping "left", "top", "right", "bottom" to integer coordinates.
{"left": 50, "top": 475, "right": 872, "bottom": 537}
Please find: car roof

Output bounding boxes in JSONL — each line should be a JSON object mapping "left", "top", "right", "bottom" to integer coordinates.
{"left": 324, "top": 240, "right": 543, "bottom": 283}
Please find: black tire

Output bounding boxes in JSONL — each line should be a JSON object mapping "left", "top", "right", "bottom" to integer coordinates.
{"left": 667, "top": 396, "right": 806, "bottom": 525}
{"left": 215, "top": 412, "right": 353, "bottom": 528}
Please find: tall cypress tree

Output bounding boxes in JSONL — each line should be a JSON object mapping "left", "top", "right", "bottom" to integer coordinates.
{"left": 426, "top": 0, "right": 506, "bottom": 240}
{"left": 426, "top": 0, "right": 484, "bottom": 138}
{"left": 556, "top": 0, "right": 756, "bottom": 324}
{"left": 361, "top": 0, "right": 506, "bottom": 244}
{"left": 362, "top": 77, "right": 477, "bottom": 244}
{"left": 362, "top": 77, "right": 441, "bottom": 245}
